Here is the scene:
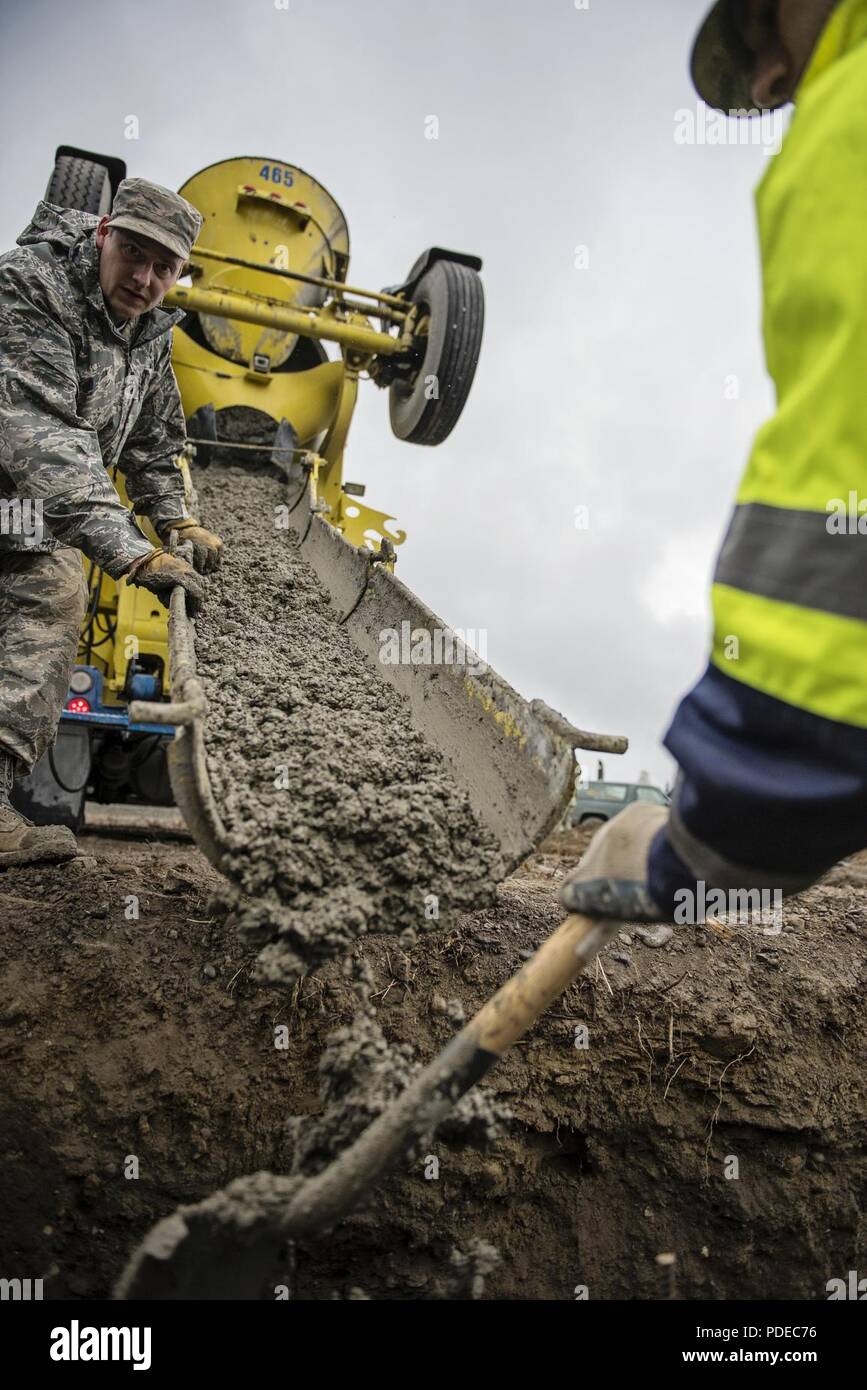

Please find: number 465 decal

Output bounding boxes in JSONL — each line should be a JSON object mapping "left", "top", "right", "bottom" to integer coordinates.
{"left": 259, "top": 163, "right": 294, "bottom": 186}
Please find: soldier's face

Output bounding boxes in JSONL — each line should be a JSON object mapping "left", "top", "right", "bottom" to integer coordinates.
{"left": 95, "top": 220, "right": 184, "bottom": 320}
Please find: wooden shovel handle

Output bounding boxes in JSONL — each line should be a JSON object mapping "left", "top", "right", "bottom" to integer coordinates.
{"left": 283, "top": 912, "right": 622, "bottom": 1238}
{"left": 469, "top": 913, "right": 621, "bottom": 1056}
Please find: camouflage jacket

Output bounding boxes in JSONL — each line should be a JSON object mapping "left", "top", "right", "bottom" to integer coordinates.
{"left": 0, "top": 201, "right": 190, "bottom": 578}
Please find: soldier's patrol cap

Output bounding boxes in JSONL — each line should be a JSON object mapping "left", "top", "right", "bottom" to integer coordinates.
{"left": 106, "top": 177, "right": 203, "bottom": 264}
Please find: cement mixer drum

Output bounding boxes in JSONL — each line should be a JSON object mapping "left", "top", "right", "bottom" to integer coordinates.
{"left": 178, "top": 156, "right": 350, "bottom": 368}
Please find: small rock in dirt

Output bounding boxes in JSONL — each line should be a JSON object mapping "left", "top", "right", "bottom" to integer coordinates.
{"left": 618, "top": 931, "right": 632, "bottom": 945}
{"left": 445, "top": 998, "right": 465, "bottom": 1026}
{"left": 699, "top": 1011, "right": 758, "bottom": 1058}
{"left": 69, "top": 857, "right": 99, "bottom": 875}
{"left": 782, "top": 1153, "right": 806, "bottom": 1174}
{"left": 634, "top": 925, "right": 674, "bottom": 949}
{"left": 610, "top": 950, "right": 632, "bottom": 966}
{"left": 164, "top": 871, "right": 196, "bottom": 895}
{"left": 430, "top": 993, "right": 448, "bottom": 1015}
{"left": 471, "top": 932, "right": 504, "bottom": 952}
{"left": 202, "top": 964, "right": 217, "bottom": 979}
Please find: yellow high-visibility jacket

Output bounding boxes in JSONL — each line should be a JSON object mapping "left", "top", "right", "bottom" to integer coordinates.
{"left": 649, "top": 0, "right": 867, "bottom": 910}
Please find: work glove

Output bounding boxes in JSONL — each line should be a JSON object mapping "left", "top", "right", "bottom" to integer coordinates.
{"left": 125, "top": 548, "right": 206, "bottom": 616}
{"left": 559, "top": 803, "right": 669, "bottom": 922}
{"left": 158, "top": 517, "right": 223, "bottom": 575}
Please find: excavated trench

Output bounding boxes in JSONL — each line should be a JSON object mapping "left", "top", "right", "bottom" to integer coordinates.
{"left": 0, "top": 828, "right": 864, "bottom": 1299}
{"left": 0, "top": 461, "right": 864, "bottom": 1298}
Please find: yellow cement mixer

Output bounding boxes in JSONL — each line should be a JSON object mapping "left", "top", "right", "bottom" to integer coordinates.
{"left": 169, "top": 153, "right": 486, "bottom": 550}
{"left": 16, "top": 146, "right": 623, "bottom": 842}
{"left": 14, "top": 145, "right": 487, "bottom": 828}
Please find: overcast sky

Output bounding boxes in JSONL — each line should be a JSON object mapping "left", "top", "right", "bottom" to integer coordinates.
{"left": 0, "top": 0, "right": 786, "bottom": 789}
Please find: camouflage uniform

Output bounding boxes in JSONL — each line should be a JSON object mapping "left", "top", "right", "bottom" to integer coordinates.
{"left": 0, "top": 548, "right": 87, "bottom": 769}
{"left": 0, "top": 183, "right": 201, "bottom": 774}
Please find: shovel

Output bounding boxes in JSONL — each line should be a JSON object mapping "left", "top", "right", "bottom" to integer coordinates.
{"left": 117, "top": 905, "right": 623, "bottom": 1298}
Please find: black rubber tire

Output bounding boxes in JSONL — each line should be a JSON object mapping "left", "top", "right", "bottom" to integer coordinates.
{"left": 45, "top": 154, "right": 112, "bottom": 215}
{"left": 389, "top": 260, "right": 484, "bottom": 446}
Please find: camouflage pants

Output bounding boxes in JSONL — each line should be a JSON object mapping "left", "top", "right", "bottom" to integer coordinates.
{"left": 0, "top": 547, "right": 87, "bottom": 773}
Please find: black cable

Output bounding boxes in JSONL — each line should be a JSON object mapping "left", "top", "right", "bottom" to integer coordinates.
{"left": 82, "top": 612, "right": 115, "bottom": 653}
{"left": 48, "top": 743, "right": 91, "bottom": 794}
{"left": 93, "top": 610, "right": 117, "bottom": 641}
{"left": 298, "top": 508, "right": 315, "bottom": 544}
{"left": 285, "top": 478, "right": 310, "bottom": 517}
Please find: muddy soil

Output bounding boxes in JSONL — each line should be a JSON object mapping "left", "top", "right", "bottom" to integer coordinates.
{"left": 189, "top": 461, "right": 504, "bottom": 984}
{"left": 1, "top": 824, "right": 864, "bottom": 1300}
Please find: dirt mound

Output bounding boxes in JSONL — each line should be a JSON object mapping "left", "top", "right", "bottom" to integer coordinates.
{"left": 1, "top": 826, "right": 864, "bottom": 1299}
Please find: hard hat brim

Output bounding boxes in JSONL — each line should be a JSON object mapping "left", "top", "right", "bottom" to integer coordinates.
{"left": 690, "top": 0, "right": 761, "bottom": 115}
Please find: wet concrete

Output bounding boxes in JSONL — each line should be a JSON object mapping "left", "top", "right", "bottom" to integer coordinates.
{"left": 191, "top": 462, "right": 503, "bottom": 985}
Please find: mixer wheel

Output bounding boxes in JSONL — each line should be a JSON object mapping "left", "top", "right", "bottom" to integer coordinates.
{"left": 389, "top": 259, "right": 484, "bottom": 446}
{"left": 45, "top": 154, "right": 112, "bottom": 215}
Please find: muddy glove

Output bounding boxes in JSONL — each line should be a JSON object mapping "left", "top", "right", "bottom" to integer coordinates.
{"left": 125, "top": 548, "right": 206, "bottom": 616}
{"left": 158, "top": 517, "right": 223, "bottom": 575}
{"left": 559, "top": 803, "right": 669, "bottom": 921}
